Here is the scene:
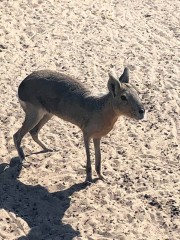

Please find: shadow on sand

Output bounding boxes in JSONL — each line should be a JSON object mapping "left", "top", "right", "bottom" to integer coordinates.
{"left": 0, "top": 157, "right": 88, "bottom": 239}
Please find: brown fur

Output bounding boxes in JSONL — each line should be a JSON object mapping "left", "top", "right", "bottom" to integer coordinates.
{"left": 13, "top": 68, "right": 145, "bottom": 182}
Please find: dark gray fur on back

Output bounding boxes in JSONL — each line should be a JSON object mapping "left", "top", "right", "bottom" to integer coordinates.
{"left": 18, "top": 70, "right": 91, "bottom": 113}
{"left": 14, "top": 67, "right": 145, "bottom": 182}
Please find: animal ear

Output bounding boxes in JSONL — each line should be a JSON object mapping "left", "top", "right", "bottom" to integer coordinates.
{"left": 108, "top": 73, "right": 121, "bottom": 97}
{"left": 119, "top": 67, "right": 129, "bottom": 83}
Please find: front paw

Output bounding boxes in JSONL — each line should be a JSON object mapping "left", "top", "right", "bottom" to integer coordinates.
{"left": 85, "top": 175, "right": 93, "bottom": 184}
{"left": 98, "top": 174, "right": 108, "bottom": 182}
{"left": 42, "top": 148, "right": 53, "bottom": 153}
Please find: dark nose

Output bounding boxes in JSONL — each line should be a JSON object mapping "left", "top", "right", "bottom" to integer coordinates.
{"left": 139, "top": 108, "right": 145, "bottom": 115}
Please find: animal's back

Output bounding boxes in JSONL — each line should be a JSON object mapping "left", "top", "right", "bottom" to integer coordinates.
{"left": 18, "top": 70, "right": 90, "bottom": 114}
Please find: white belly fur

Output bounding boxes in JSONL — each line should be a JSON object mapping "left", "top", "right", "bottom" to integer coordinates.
{"left": 18, "top": 97, "right": 27, "bottom": 111}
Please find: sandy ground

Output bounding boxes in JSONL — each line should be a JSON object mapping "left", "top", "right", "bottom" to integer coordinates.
{"left": 0, "top": 0, "right": 180, "bottom": 239}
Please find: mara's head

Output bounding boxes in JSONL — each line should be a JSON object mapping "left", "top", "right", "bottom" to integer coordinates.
{"left": 108, "top": 67, "right": 145, "bottom": 120}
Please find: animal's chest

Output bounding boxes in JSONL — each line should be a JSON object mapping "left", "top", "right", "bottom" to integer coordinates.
{"left": 88, "top": 117, "right": 118, "bottom": 138}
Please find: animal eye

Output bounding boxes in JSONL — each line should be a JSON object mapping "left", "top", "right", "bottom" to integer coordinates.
{"left": 121, "top": 95, "right": 127, "bottom": 101}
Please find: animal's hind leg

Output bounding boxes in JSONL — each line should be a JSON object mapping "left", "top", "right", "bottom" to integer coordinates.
{"left": 29, "top": 113, "right": 53, "bottom": 152}
{"left": 13, "top": 104, "right": 45, "bottom": 161}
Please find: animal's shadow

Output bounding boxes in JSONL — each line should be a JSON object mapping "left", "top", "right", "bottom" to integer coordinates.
{"left": 0, "top": 157, "right": 87, "bottom": 239}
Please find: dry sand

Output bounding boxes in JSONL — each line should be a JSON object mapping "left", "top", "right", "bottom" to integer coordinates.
{"left": 0, "top": 0, "right": 180, "bottom": 239}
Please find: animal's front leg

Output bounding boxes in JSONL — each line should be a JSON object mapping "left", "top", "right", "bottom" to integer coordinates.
{"left": 93, "top": 138, "right": 106, "bottom": 181}
{"left": 83, "top": 134, "right": 92, "bottom": 182}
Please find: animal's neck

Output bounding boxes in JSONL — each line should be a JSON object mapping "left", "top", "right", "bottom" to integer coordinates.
{"left": 87, "top": 92, "right": 112, "bottom": 110}
{"left": 92, "top": 92, "right": 118, "bottom": 123}
{"left": 84, "top": 93, "right": 118, "bottom": 137}
{"left": 98, "top": 92, "right": 116, "bottom": 113}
